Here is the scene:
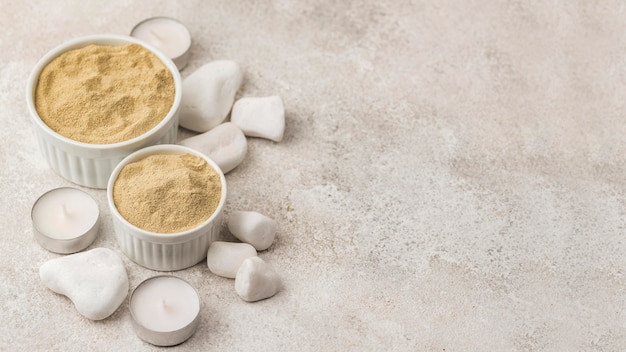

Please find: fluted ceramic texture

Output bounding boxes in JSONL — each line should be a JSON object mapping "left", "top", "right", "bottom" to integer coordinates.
{"left": 113, "top": 211, "right": 222, "bottom": 271}
{"left": 34, "top": 124, "right": 178, "bottom": 189}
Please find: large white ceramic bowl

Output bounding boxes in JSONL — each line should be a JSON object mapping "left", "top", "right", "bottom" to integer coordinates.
{"left": 107, "top": 145, "right": 227, "bottom": 271}
{"left": 26, "top": 34, "right": 182, "bottom": 189}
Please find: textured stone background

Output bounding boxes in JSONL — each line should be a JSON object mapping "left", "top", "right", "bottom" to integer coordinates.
{"left": 2, "top": 1, "right": 626, "bottom": 350}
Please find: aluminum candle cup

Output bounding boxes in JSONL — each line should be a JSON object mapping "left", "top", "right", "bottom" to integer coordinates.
{"left": 26, "top": 34, "right": 182, "bottom": 189}
{"left": 107, "top": 145, "right": 227, "bottom": 271}
{"left": 131, "top": 17, "right": 191, "bottom": 70}
{"left": 130, "top": 275, "right": 201, "bottom": 346}
{"left": 31, "top": 187, "right": 100, "bottom": 254}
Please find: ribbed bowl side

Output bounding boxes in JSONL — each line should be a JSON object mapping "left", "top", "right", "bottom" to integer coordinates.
{"left": 34, "top": 121, "right": 178, "bottom": 189}
{"left": 113, "top": 212, "right": 222, "bottom": 271}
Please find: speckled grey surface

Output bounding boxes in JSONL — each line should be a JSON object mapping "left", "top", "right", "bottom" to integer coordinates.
{"left": 2, "top": 1, "right": 626, "bottom": 351}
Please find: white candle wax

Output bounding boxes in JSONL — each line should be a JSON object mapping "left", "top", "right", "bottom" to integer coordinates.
{"left": 130, "top": 276, "right": 200, "bottom": 344}
{"left": 131, "top": 17, "right": 191, "bottom": 70}
{"left": 31, "top": 187, "right": 100, "bottom": 253}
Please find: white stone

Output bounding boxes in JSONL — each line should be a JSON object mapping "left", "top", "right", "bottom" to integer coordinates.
{"left": 235, "top": 256, "right": 282, "bottom": 302}
{"left": 178, "top": 122, "right": 247, "bottom": 173}
{"left": 206, "top": 241, "right": 257, "bottom": 278}
{"left": 179, "top": 60, "right": 243, "bottom": 132}
{"left": 39, "top": 248, "right": 129, "bottom": 320}
{"left": 231, "top": 96, "right": 285, "bottom": 142}
{"left": 228, "top": 211, "right": 277, "bottom": 251}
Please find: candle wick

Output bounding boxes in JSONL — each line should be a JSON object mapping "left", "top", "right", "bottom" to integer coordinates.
{"left": 162, "top": 299, "right": 167, "bottom": 309}
{"left": 62, "top": 204, "right": 68, "bottom": 217}
{"left": 149, "top": 29, "right": 162, "bottom": 42}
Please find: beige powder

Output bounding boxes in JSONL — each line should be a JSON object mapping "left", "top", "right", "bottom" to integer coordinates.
{"left": 35, "top": 43, "right": 175, "bottom": 144}
{"left": 113, "top": 153, "right": 222, "bottom": 233}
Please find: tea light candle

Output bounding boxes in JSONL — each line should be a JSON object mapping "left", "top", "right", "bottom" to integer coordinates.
{"left": 130, "top": 276, "right": 201, "bottom": 346}
{"left": 131, "top": 17, "right": 191, "bottom": 70}
{"left": 31, "top": 187, "right": 100, "bottom": 254}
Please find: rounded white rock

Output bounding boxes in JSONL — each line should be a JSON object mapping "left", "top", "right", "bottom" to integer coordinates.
{"left": 39, "top": 248, "right": 129, "bottom": 320}
{"left": 180, "top": 60, "right": 243, "bottom": 132}
{"left": 228, "top": 211, "right": 277, "bottom": 251}
{"left": 178, "top": 122, "right": 247, "bottom": 173}
{"left": 231, "top": 96, "right": 285, "bottom": 142}
{"left": 206, "top": 241, "right": 257, "bottom": 278}
{"left": 235, "top": 256, "right": 282, "bottom": 302}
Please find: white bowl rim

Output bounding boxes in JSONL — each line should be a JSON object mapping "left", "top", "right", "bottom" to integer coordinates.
{"left": 107, "top": 144, "right": 227, "bottom": 244}
{"left": 25, "top": 34, "right": 182, "bottom": 150}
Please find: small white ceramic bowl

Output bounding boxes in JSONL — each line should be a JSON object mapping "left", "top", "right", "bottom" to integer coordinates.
{"left": 26, "top": 34, "right": 182, "bottom": 189}
{"left": 107, "top": 144, "right": 227, "bottom": 271}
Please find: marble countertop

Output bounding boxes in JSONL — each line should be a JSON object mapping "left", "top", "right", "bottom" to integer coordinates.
{"left": 2, "top": 1, "right": 625, "bottom": 350}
